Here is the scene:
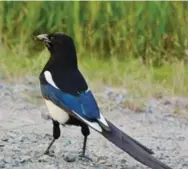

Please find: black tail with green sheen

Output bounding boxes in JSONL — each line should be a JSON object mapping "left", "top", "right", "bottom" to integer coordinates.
{"left": 101, "top": 120, "right": 172, "bottom": 169}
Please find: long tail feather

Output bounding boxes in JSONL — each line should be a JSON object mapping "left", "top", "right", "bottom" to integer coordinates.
{"left": 123, "top": 131, "right": 154, "bottom": 155}
{"left": 101, "top": 120, "right": 172, "bottom": 169}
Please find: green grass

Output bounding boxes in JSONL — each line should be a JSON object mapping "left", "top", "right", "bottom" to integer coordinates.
{"left": 78, "top": 57, "right": 188, "bottom": 98}
{"left": 0, "top": 1, "right": 188, "bottom": 98}
{"left": 1, "top": 48, "right": 188, "bottom": 98}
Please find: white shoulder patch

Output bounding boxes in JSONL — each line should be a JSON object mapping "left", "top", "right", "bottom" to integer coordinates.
{"left": 44, "top": 71, "right": 59, "bottom": 89}
{"left": 85, "top": 88, "right": 90, "bottom": 92}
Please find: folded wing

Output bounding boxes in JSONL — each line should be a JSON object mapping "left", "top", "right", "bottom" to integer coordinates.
{"left": 41, "top": 83, "right": 109, "bottom": 132}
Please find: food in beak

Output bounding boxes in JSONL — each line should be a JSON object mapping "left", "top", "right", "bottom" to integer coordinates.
{"left": 36, "top": 34, "right": 50, "bottom": 42}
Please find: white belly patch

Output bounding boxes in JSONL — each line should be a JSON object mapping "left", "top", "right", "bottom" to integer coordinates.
{"left": 44, "top": 99, "right": 69, "bottom": 124}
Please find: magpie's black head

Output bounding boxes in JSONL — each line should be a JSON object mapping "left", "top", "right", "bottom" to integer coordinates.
{"left": 36, "top": 32, "right": 77, "bottom": 69}
{"left": 36, "top": 33, "right": 74, "bottom": 53}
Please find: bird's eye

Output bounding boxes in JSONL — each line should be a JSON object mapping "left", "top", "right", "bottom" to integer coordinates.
{"left": 50, "top": 36, "right": 54, "bottom": 41}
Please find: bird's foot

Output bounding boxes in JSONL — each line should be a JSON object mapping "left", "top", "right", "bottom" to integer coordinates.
{"left": 44, "top": 150, "right": 50, "bottom": 155}
{"left": 43, "top": 138, "right": 56, "bottom": 156}
{"left": 79, "top": 154, "right": 92, "bottom": 162}
{"left": 43, "top": 149, "right": 55, "bottom": 157}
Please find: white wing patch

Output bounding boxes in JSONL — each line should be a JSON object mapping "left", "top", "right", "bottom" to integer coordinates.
{"left": 72, "top": 110, "right": 102, "bottom": 133}
{"left": 84, "top": 90, "right": 109, "bottom": 129}
{"left": 98, "top": 112, "right": 109, "bottom": 127}
{"left": 44, "top": 71, "right": 59, "bottom": 89}
{"left": 45, "top": 99, "right": 70, "bottom": 124}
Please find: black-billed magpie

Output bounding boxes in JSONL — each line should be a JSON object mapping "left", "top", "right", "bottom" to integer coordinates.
{"left": 36, "top": 33, "right": 172, "bottom": 169}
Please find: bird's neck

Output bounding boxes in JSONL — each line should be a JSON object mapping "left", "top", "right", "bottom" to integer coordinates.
{"left": 41, "top": 52, "right": 78, "bottom": 75}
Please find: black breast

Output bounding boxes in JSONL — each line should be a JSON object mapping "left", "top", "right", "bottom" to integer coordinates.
{"left": 51, "top": 69, "right": 88, "bottom": 96}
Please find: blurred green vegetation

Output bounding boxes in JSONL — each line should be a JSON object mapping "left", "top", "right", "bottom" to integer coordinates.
{"left": 1, "top": 1, "right": 188, "bottom": 65}
{"left": 0, "top": 1, "right": 188, "bottom": 96}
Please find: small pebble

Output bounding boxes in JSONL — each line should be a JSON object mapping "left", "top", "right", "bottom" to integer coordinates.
{"left": 178, "top": 136, "right": 185, "bottom": 141}
{"left": 64, "top": 155, "right": 76, "bottom": 162}
{"left": 97, "top": 156, "right": 108, "bottom": 164}
{"left": 120, "top": 159, "right": 127, "bottom": 164}
{"left": 98, "top": 159, "right": 107, "bottom": 164}
{"left": 1, "top": 138, "right": 8, "bottom": 142}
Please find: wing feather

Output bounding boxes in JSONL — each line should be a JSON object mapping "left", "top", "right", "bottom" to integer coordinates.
{"left": 41, "top": 83, "right": 103, "bottom": 132}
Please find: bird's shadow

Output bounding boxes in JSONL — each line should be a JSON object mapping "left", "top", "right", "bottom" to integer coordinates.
{"left": 38, "top": 150, "right": 136, "bottom": 169}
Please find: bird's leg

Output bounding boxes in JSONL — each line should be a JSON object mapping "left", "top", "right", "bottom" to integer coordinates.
{"left": 82, "top": 135, "right": 87, "bottom": 157}
{"left": 44, "top": 120, "right": 60, "bottom": 155}
{"left": 79, "top": 125, "right": 92, "bottom": 161}
{"left": 44, "top": 138, "right": 56, "bottom": 155}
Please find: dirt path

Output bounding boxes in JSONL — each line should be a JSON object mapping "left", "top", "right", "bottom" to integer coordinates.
{"left": 0, "top": 78, "right": 188, "bottom": 169}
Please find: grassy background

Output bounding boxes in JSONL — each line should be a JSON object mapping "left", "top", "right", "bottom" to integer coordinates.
{"left": 0, "top": 1, "right": 188, "bottom": 97}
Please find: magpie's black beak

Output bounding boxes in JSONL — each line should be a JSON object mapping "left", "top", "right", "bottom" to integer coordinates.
{"left": 36, "top": 34, "right": 50, "bottom": 43}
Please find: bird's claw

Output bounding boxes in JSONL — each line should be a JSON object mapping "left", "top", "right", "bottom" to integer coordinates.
{"left": 44, "top": 150, "right": 50, "bottom": 155}
{"left": 79, "top": 154, "right": 92, "bottom": 162}
{"left": 44, "top": 149, "right": 55, "bottom": 157}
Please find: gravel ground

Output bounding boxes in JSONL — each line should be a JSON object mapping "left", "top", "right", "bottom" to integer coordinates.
{"left": 0, "top": 77, "right": 188, "bottom": 169}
